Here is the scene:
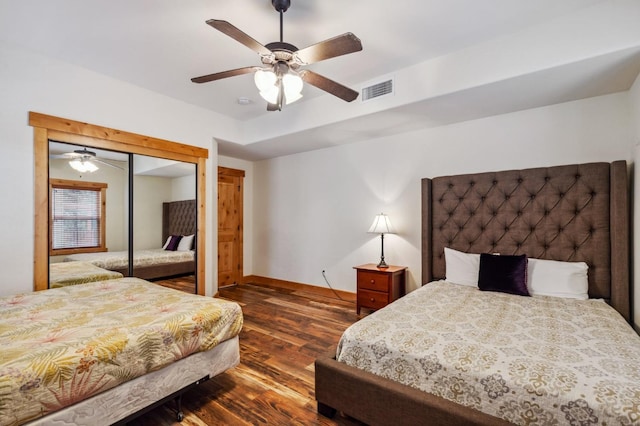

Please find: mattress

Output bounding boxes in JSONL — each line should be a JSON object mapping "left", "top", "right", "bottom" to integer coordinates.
{"left": 0, "top": 278, "right": 243, "bottom": 426}
{"left": 337, "top": 281, "right": 640, "bottom": 425}
{"left": 26, "top": 336, "right": 240, "bottom": 425}
{"left": 64, "top": 248, "right": 194, "bottom": 270}
{"left": 49, "top": 261, "right": 124, "bottom": 288}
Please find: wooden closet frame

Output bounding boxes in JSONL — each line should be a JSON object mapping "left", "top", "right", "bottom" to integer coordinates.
{"left": 30, "top": 112, "right": 208, "bottom": 295}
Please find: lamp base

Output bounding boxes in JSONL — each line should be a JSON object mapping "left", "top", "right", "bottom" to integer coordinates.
{"left": 377, "top": 259, "right": 389, "bottom": 269}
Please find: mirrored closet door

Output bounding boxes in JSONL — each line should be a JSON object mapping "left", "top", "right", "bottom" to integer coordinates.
{"left": 32, "top": 112, "right": 207, "bottom": 295}
{"left": 46, "top": 142, "right": 197, "bottom": 293}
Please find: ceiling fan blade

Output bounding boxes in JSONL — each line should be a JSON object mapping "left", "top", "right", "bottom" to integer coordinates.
{"left": 191, "top": 66, "right": 260, "bottom": 84}
{"left": 294, "top": 33, "right": 362, "bottom": 65}
{"left": 206, "top": 19, "right": 272, "bottom": 56}
{"left": 300, "top": 70, "right": 359, "bottom": 102}
{"left": 94, "top": 158, "right": 125, "bottom": 170}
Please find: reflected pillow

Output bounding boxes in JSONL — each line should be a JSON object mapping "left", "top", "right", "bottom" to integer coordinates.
{"left": 177, "top": 234, "right": 195, "bottom": 251}
{"left": 528, "top": 258, "right": 588, "bottom": 300}
{"left": 444, "top": 247, "right": 480, "bottom": 287}
{"left": 478, "top": 253, "right": 529, "bottom": 296}
{"left": 164, "top": 235, "right": 182, "bottom": 251}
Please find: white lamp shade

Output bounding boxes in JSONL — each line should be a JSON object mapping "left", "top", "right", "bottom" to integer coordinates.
{"left": 368, "top": 213, "right": 394, "bottom": 234}
{"left": 254, "top": 69, "right": 277, "bottom": 92}
{"left": 69, "top": 159, "right": 98, "bottom": 173}
{"left": 282, "top": 72, "right": 303, "bottom": 104}
{"left": 259, "top": 87, "right": 279, "bottom": 104}
{"left": 255, "top": 67, "right": 303, "bottom": 106}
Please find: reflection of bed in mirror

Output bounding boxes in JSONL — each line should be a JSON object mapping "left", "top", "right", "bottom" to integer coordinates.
{"left": 63, "top": 199, "right": 196, "bottom": 280}
{"left": 1, "top": 276, "right": 242, "bottom": 425}
{"left": 49, "top": 261, "right": 124, "bottom": 288}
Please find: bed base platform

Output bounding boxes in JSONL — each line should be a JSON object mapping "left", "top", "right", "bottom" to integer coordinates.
{"left": 315, "top": 354, "right": 512, "bottom": 426}
{"left": 26, "top": 335, "right": 240, "bottom": 425}
{"left": 113, "top": 375, "right": 210, "bottom": 425}
{"left": 110, "top": 260, "right": 195, "bottom": 281}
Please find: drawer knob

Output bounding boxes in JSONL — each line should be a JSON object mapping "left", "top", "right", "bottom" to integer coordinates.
{"left": 370, "top": 298, "right": 374, "bottom": 302}
{"left": 370, "top": 279, "right": 375, "bottom": 284}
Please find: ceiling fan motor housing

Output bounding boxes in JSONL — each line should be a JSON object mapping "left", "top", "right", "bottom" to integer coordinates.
{"left": 272, "top": 0, "right": 290, "bottom": 13}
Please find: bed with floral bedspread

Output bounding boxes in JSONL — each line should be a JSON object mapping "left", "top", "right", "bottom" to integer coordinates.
{"left": 336, "top": 281, "right": 640, "bottom": 425}
{"left": 0, "top": 277, "right": 243, "bottom": 426}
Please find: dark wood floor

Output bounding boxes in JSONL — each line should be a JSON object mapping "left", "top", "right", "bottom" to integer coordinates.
{"left": 130, "top": 279, "right": 364, "bottom": 425}
{"left": 151, "top": 274, "right": 197, "bottom": 293}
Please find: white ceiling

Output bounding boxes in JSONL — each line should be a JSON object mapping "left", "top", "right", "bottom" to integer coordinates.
{"left": 2, "top": 0, "right": 640, "bottom": 160}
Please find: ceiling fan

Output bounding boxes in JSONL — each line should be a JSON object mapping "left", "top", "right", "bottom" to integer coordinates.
{"left": 191, "top": 0, "right": 363, "bottom": 111}
{"left": 53, "top": 148, "right": 124, "bottom": 172}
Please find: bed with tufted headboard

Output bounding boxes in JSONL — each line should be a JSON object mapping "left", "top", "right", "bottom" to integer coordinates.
{"left": 315, "top": 161, "right": 633, "bottom": 425}
{"left": 64, "top": 199, "right": 196, "bottom": 281}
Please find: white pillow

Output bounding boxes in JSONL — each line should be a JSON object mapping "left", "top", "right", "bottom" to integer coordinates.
{"left": 444, "top": 247, "right": 480, "bottom": 287}
{"left": 527, "top": 258, "right": 588, "bottom": 300}
{"left": 177, "top": 234, "right": 195, "bottom": 251}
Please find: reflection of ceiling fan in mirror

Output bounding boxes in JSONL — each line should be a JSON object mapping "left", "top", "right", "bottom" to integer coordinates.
{"left": 53, "top": 147, "right": 125, "bottom": 173}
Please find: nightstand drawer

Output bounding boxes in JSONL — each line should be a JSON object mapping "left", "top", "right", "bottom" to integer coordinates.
{"left": 357, "top": 289, "right": 388, "bottom": 310}
{"left": 357, "top": 271, "right": 389, "bottom": 292}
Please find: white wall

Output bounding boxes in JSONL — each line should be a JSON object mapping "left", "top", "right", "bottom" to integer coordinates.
{"left": 133, "top": 176, "right": 173, "bottom": 250}
{"left": 0, "top": 40, "right": 232, "bottom": 296}
{"left": 171, "top": 174, "right": 196, "bottom": 201}
{"left": 252, "top": 93, "right": 635, "bottom": 304}
{"left": 218, "top": 155, "right": 254, "bottom": 278}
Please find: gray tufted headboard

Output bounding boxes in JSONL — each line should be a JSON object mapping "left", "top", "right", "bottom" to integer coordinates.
{"left": 421, "top": 161, "right": 630, "bottom": 321}
{"left": 162, "top": 199, "right": 196, "bottom": 245}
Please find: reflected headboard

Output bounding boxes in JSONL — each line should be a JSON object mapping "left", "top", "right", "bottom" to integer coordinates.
{"left": 421, "top": 161, "right": 630, "bottom": 321}
{"left": 162, "top": 199, "right": 196, "bottom": 244}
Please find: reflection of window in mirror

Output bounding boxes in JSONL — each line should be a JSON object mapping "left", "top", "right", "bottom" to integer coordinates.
{"left": 50, "top": 179, "right": 108, "bottom": 256}
{"left": 48, "top": 142, "right": 129, "bottom": 274}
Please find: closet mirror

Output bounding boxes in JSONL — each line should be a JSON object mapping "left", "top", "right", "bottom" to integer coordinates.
{"left": 47, "top": 142, "right": 197, "bottom": 293}
{"left": 31, "top": 112, "right": 207, "bottom": 295}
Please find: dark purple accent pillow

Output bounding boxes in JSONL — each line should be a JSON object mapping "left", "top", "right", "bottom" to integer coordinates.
{"left": 165, "top": 235, "right": 182, "bottom": 251}
{"left": 478, "top": 253, "right": 530, "bottom": 296}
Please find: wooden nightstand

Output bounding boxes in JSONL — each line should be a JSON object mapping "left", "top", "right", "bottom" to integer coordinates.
{"left": 354, "top": 264, "right": 407, "bottom": 314}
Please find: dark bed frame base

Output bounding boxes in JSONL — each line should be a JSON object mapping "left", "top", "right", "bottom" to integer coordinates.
{"left": 112, "top": 374, "right": 210, "bottom": 425}
{"left": 315, "top": 355, "right": 510, "bottom": 426}
{"left": 110, "top": 260, "right": 195, "bottom": 281}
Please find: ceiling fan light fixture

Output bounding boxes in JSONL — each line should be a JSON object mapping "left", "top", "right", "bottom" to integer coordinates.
{"left": 282, "top": 71, "right": 303, "bottom": 104}
{"left": 69, "top": 159, "right": 98, "bottom": 173}
{"left": 255, "top": 67, "right": 303, "bottom": 106}
{"left": 254, "top": 68, "right": 277, "bottom": 92}
{"left": 259, "top": 86, "right": 279, "bottom": 104}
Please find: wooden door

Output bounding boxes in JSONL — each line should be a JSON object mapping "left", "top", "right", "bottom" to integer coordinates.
{"left": 218, "top": 167, "right": 244, "bottom": 287}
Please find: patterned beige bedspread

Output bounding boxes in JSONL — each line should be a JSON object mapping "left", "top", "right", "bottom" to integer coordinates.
{"left": 64, "top": 249, "right": 194, "bottom": 270}
{"left": 337, "top": 281, "right": 640, "bottom": 425}
{"left": 49, "top": 261, "right": 124, "bottom": 288}
{"left": 0, "top": 278, "right": 243, "bottom": 426}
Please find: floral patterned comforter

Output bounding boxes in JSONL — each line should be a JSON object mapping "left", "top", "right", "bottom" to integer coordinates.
{"left": 0, "top": 278, "right": 243, "bottom": 426}
{"left": 64, "top": 249, "right": 194, "bottom": 269}
{"left": 49, "top": 261, "right": 123, "bottom": 288}
{"left": 337, "top": 280, "right": 640, "bottom": 425}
